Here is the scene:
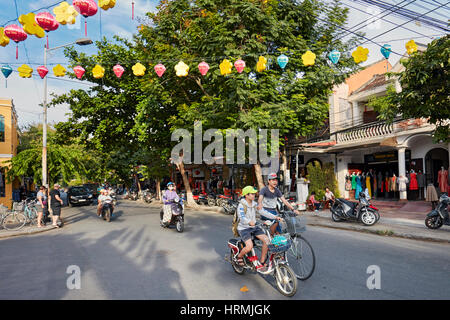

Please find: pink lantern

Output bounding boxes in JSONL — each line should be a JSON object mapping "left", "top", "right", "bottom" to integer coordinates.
{"left": 37, "top": 66, "right": 49, "bottom": 79}
{"left": 73, "top": 66, "right": 85, "bottom": 79}
{"left": 73, "top": 0, "right": 98, "bottom": 36}
{"left": 154, "top": 64, "right": 166, "bottom": 77}
{"left": 113, "top": 64, "right": 125, "bottom": 78}
{"left": 4, "top": 24, "right": 27, "bottom": 59}
{"left": 198, "top": 61, "right": 209, "bottom": 76}
{"left": 234, "top": 59, "right": 245, "bottom": 73}
{"left": 35, "top": 12, "right": 59, "bottom": 49}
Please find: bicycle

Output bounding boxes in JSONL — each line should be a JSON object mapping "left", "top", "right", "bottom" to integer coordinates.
{"left": 2, "top": 201, "right": 27, "bottom": 230}
{"left": 22, "top": 199, "right": 40, "bottom": 226}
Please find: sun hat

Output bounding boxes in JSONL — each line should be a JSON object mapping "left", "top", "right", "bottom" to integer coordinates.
{"left": 268, "top": 173, "right": 278, "bottom": 180}
{"left": 167, "top": 182, "right": 174, "bottom": 187}
{"left": 241, "top": 186, "right": 258, "bottom": 197}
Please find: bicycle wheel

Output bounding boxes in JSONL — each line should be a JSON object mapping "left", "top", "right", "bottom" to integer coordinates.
{"left": 286, "top": 235, "right": 316, "bottom": 280}
{"left": 2, "top": 212, "right": 27, "bottom": 230}
{"left": 28, "top": 208, "right": 38, "bottom": 225}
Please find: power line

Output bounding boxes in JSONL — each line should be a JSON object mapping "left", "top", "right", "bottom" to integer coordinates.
{"left": 1, "top": 0, "right": 65, "bottom": 27}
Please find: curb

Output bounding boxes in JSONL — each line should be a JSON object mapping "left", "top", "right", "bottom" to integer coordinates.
{"left": 0, "top": 225, "right": 58, "bottom": 240}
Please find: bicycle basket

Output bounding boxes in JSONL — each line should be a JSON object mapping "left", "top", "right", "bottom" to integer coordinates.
{"left": 282, "top": 212, "right": 306, "bottom": 234}
{"left": 268, "top": 236, "right": 292, "bottom": 253}
{"left": 12, "top": 202, "right": 24, "bottom": 211}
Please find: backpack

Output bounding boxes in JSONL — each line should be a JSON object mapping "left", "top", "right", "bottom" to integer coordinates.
{"left": 232, "top": 203, "right": 246, "bottom": 237}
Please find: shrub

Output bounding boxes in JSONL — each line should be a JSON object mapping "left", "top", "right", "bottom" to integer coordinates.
{"left": 306, "top": 161, "right": 340, "bottom": 200}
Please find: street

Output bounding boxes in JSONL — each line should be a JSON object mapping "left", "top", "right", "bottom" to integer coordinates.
{"left": 0, "top": 200, "right": 449, "bottom": 300}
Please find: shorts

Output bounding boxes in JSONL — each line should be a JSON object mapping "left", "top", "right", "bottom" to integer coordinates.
{"left": 239, "top": 227, "right": 265, "bottom": 242}
{"left": 260, "top": 208, "right": 282, "bottom": 233}
{"left": 51, "top": 205, "right": 61, "bottom": 216}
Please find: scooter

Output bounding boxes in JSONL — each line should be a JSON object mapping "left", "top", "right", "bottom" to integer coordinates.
{"left": 425, "top": 193, "right": 449, "bottom": 229}
{"left": 223, "top": 198, "right": 239, "bottom": 215}
{"left": 207, "top": 192, "right": 217, "bottom": 206}
{"left": 101, "top": 201, "right": 113, "bottom": 222}
{"left": 330, "top": 192, "right": 379, "bottom": 226}
{"left": 160, "top": 198, "right": 185, "bottom": 232}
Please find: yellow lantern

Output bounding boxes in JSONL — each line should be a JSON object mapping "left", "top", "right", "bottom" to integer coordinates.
{"left": 219, "top": 59, "right": 233, "bottom": 76}
{"left": 92, "top": 64, "right": 105, "bottom": 79}
{"left": 0, "top": 28, "right": 10, "bottom": 47}
{"left": 352, "top": 46, "right": 369, "bottom": 64}
{"left": 99, "top": 0, "right": 116, "bottom": 11}
{"left": 18, "top": 64, "right": 33, "bottom": 78}
{"left": 405, "top": 40, "right": 418, "bottom": 55}
{"left": 53, "top": 64, "right": 67, "bottom": 77}
{"left": 132, "top": 63, "right": 146, "bottom": 76}
{"left": 19, "top": 13, "right": 45, "bottom": 38}
{"left": 53, "top": 2, "right": 79, "bottom": 25}
{"left": 256, "top": 56, "right": 267, "bottom": 72}
{"left": 175, "top": 61, "right": 189, "bottom": 77}
{"left": 302, "top": 50, "right": 316, "bottom": 66}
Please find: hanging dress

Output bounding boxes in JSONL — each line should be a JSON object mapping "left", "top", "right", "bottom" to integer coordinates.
{"left": 366, "top": 175, "right": 372, "bottom": 197}
{"left": 355, "top": 175, "right": 362, "bottom": 199}
{"left": 409, "top": 172, "right": 418, "bottom": 190}
{"left": 351, "top": 174, "right": 357, "bottom": 190}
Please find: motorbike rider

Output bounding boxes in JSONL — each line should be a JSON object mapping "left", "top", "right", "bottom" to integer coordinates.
{"left": 97, "top": 189, "right": 113, "bottom": 217}
{"left": 235, "top": 186, "right": 283, "bottom": 272}
{"left": 257, "top": 173, "right": 300, "bottom": 236}
{"left": 161, "top": 182, "right": 180, "bottom": 226}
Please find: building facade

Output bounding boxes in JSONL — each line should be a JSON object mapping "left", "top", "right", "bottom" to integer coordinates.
{"left": 0, "top": 98, "right": 20, "bottom": 208}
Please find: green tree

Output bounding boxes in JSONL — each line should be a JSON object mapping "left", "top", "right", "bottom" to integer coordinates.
{"left": 306, "top": 161, "right": 339, "bottom": 200}
{"left": 375, "top": 35, "right": 450, "bottom": 142}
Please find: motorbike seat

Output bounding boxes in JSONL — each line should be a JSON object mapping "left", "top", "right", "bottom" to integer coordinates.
{"left": 338, "top": 198, "right": 357, "bottom": 208}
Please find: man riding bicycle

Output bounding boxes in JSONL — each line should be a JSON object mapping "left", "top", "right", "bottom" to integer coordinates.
{"left": 257, "top": 173, "right": 300, "bottom": 236}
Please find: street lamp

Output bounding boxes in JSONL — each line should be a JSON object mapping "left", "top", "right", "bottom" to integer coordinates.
{"left": 42, "top": 37, "right": 92, "bottom": 187}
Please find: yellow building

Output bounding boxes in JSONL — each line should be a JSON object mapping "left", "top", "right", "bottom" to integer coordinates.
{"left": 0, "top": 98, "right": 20, "bottom": 208}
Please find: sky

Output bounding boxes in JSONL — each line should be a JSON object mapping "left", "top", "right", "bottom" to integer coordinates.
{"left": 0, "top": 0, "right": 448, "bottom": 129}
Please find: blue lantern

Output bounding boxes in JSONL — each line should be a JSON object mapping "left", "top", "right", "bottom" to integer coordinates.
{"left": 380, "top": 44, "right": 392, "bottom": 59}
{"left": 1, "top": 65, "right": 13, "bottom": 88}
{"left": 328, "top": 50, "right": 341, "bottom": 64}
{"left": 277, "top": 54, "right": 289, "bottom": 69}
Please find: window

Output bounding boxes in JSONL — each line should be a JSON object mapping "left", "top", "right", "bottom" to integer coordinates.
{"left": 0, "top": 115, "right": 4, "bottom": 142}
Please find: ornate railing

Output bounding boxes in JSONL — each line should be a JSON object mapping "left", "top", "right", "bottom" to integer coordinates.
{"left": 335, "top": 121, "right": 394, "bottom": 144}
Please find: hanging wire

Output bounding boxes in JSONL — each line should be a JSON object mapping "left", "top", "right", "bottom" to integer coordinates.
{"left": 1, "top": 0, "right": 65, "bottom": 27}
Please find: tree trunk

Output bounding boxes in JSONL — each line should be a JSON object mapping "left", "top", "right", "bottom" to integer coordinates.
{"left": 178, "top": 161, "right": 197, "bottom": 206}
{"left": 281, "top": 147, "right": 289, "bottom": 196}
{"left": 156, "top": 177, "right": 162, "bottom": 202}
{"left": 254, "top": 162, "right": 265, "bottom": 190}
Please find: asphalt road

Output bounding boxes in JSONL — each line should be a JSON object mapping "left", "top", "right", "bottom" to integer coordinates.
{"left": 0, "top": 200, "right": 449, "bottom": 300}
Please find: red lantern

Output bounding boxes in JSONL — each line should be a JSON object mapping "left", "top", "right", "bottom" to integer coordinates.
{"left": 198, "top": 61, "right": 209, "bottom": 76}
{"left": 73, "top": 66, "right": 85, "bottom": 79}
{"left": 4, "top": 24, "right": 27, "bottom": 59}
{"left": 37, "top": 66, "right": 49, "bottom": 79}
{"left": 154, "top": 64, "right": 166, "bottom": 77}
{"left": 113, "top": 64, "right": 125, "bottom": 78}
{"left": 73, "top": 0, "right": 98, "bottom": 36}
{"left": 35, "top": 12, "right": 59, "bottom": 49}
{"left": 234, "top": 59, "right": 246, "bottom": 73}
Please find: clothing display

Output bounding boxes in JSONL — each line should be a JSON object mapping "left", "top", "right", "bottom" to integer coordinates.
{"left": 426, "top": 184, "right": 438, "bottom": 202}
{"left": 437, "top": 169, "right": 448, "bottom": 193}
{"left": 417, "top": 172, "right": 425, "bottom": 188}
{"left": 397, "top": 176, "right": 409, "bottom": 192}
{"left": 355, "top": 175, "right": 362, "bottom": 200}
{"left": 351, "top": 174, "right": 356, "bottom": 190}
{"left": 409, "top": 172, "right": 418, "bottom": 190}
{"left": 389, "top": 176, "right": 398, "bottom": 192}
{"left": 345, "top": 177, "right": 352, "bottom": 191}
{"left": 365, "top": 175, "right": 371, "bottom": 197}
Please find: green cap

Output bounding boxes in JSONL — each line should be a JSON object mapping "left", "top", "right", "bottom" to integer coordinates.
{"left": 242, "top": 186, "right": 258, "bottom": 197}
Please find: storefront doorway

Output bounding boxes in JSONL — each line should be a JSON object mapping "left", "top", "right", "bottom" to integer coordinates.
{"left": 425, "top": 148, "right": 449, "bottom": 186}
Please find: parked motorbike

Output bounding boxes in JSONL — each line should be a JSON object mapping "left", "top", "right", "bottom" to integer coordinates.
{"left": 227, "top": 221, "right": 298, "bottom": 297}
{"left": 129, "top": 189, "right": 139, "bottom": 201}
{"left": 160, "top": 198, "right": 185, "bottom": 232}
{"left": 425, "top": 193, "right": 449, "bottom": 229}
{"left": 207, "top": 192, "right": 217, "bottom": 206}
{"left": 223, "top": 199, "right": 239, "bottom": 215}
{"left": 101, "top": 201, "right": 113, "bottom": 222}
{"left": 216, "top": 194, "right": 233, "bottom": 207}
{"left": 193, "top": 190, "right": 208, "bottom": 205}
{"left": 330, "top": 192, "right": 379, "bottom": 226}
{"left": 142, "top": 189, "right": 155, "bottom": 203}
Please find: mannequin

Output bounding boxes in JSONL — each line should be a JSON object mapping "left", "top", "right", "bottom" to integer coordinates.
{"left": 409, "top": 169, "right": 418, "bottom": 200}
{"left": 351, "top": 172, "right": 357, "bottom": 200}
{"left": 417, "top": 170, "right": 425, "bottom": 200}
{"left": 391, "top": 174, "right": 398, "bottom": 198}
{"left": 397, "top": 174, "right": 409, "bottom": 201}
{"left": 437, "top": 166, "right": 448, "bottom": 193}
{"left": 372, "top": 170, "right": 377, "bottom": 198}
{"left": 384, "top": 172, "right": 389, "bottom": 199}
{"left": 355, "top": 172, "right": 362, "bottom": 200}
{"left": 361, "top": 172, "right": 366, "bottom": 190}
{"left": 365, "top": 172, "right": 371, "bottom": 197}
{"left": 377, "top": 171, "right": 383, "bottom": 197}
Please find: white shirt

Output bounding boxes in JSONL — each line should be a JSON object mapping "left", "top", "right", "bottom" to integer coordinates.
{"left": 98, "top": 195, "right": 112, "bottom": 204}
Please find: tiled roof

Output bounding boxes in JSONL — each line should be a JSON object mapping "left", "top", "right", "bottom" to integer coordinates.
{"left": 353, "top": 74, "right": 388, "bottom": 95}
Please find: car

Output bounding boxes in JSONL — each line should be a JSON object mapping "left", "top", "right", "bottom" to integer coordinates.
{"left": 68, "top": 186, "right": 93, "bottom": 207}
{"left": 83, "top": 183, "right": 99, "bottom": 199}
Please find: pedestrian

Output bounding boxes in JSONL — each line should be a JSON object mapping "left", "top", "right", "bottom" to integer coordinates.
{"left": 49, "top": 183, "right": 64, "bottom": 228}
{"left": 59, "top": 187, "right": 68, "bottom": 206}
{"left": 324, "top": 187, "right": 335, "bottom": 208}
{"left": 36, "top": 186, "right": 48, "bottom": 228}
{"left": 309, "top": 191, "right": 321, "bottom": 212}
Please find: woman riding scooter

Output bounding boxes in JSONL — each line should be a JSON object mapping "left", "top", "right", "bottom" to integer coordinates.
{"left": 161, "top": 182, "right": 179, "bottom": 226}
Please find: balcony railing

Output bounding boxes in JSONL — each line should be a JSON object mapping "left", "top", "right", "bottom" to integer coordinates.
{"left": 335, "top": 121, "right": 394, "bottom": 144}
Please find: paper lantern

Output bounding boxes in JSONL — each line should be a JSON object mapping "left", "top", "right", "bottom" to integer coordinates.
{"left": 302, "top": 50, "right": 316, "bottom": 66}
{"left": 19, "top": 13, "right": 45, "bottom": 39}
{"left": 99, "top": 0, "right": 116, "bottom": 10}
{"left": 92, "top": 64, "right": 105, "bottom": 79}
{"left": 256, "top": 56, "right": 267, "bottom": 72}
{"left": 1, "top": 65, "right": 13, "bottom": 88}
{"left": 198, "top": 61, "right": 209, "bottom": 76}
{"left": 73, "top": 66, "right": 85, "bottom": 79}
{"left": 405, "top": 40, "right": 417, "bottom": 55}
{"left": 73, "top": 0, "right": 98, "bottom": 36}
{"left": 113, "top": 64, "right": 125, "bottom": 78}
{"left": 4, "top": 25, "right": 27, "bottom": 59}
{"left": 18, "top": 64, "right": 33, "bottom": 78}
{"left": 53, "top": 64, "right": 67, "bottom": 77}
{"left": 352, "top": 46, "right": 369, "bottom": 64}
{"left": 277, "top": 54, "right": 288, "bottom": 69}
{"left": 37, "top": 66, "right": 49, "bottom": 79}
{"left": 220, "top": 59, "right": 233, "bottom": 75}
{"left": 132, "top": 63, "right": 146, "bottom": 76}
{"left": 154, "top": 64, "right": 166, "bottom": 77}
{"left": 174, "top": 61, "right": 189, "bottom": 77}
{"left": 35, "top": 12, "right": 59, "bottom": 48}
{"left": 234, "top": 59, "right": 245, "bottom": 73}
{"left": 53, "top": 2, "right": 79, "bottom": 25}
{"left": 0, "top": 28, "right": 10, "bottom": 47}
{"left": 328, "top": 50, "right": 341, "bottom": 65}
{"left": 380, "top": 44, "right": 392, "bottom": 59}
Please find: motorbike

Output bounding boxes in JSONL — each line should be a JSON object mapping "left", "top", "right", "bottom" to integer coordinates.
{"left": 207, "top": 191, "right": 217, "bottom": 206}
{"left": 330, "top": 192, "right": 379, "bottom": 226}
{"left": 160, "top": 198, "right": 185, "bottom": 232}
{"left": 109, "top": 189, "right": 117, "bottom": 206}
{"left": 129, "top": 189, "right": 139, "bottom": 201}
{"left": 216, "top": 194, "right": 233, "bottom": 207}
{"left": 223, "top": 198, "right": 239, "bottom": 215}
{"left": 425, "top": 193, "right": 449, "bottom": 229}
{"left": 193, "top": 190, "right": 208, "bottom": 205}
{"left": 142, "top": 189, "right": 155, "bottom": 203}
{"left": 100, "top": 200, "right": 113, "bottom": 222}
{"left": 226, "top": 220, "right": 298, "bottom": 297}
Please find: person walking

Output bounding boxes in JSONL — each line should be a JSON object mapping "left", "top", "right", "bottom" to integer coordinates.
{"left": 36, "top": 186, "right": 48, "bottom": 228}
{"left": 49, "top": 183, "right": 64, "bottom": 228}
